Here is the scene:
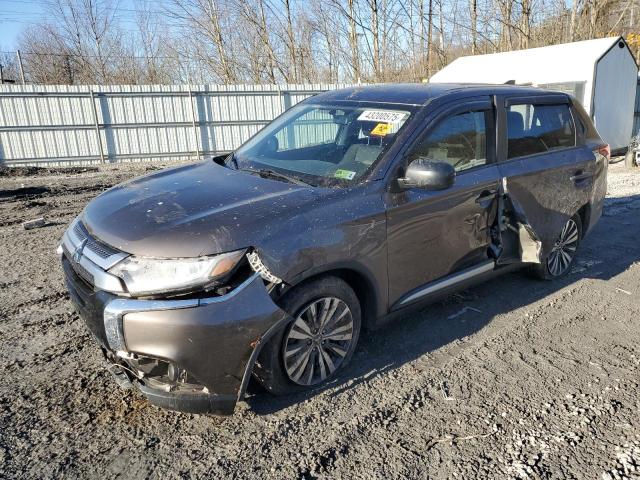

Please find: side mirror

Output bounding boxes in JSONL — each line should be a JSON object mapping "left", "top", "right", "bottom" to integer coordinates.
{"left": 398, "top": 159, "right": 455, "bottom": 190}
{"left": 211, "top": 153, "right": 230, "bottom": 166}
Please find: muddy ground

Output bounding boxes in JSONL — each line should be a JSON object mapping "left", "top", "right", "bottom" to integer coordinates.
{"left": 0, "top": 160, "right": 639, "bottom": 479}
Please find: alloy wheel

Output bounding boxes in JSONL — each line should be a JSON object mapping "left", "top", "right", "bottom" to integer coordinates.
{"left": 547, "top": 218, "right": 579, "bottom": 276}
{"left": 282, "top": 297, "right": 354, "bottom": 386}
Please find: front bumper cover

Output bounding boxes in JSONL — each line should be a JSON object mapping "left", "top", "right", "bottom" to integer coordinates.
{"left": 63, "top": 257, "right": 291, "bottom": 415}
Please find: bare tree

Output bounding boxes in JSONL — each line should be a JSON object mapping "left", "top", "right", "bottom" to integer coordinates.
{"left": 167, "top": 0, "right": 239, "bottom": 83}
{"left": 348, "top": 0, "right": 361, "bottom": 81}
{"left": 9, "top": 0, "right": 639, "bottom": 86}
{"left": 470, "top": 0, "right": 478, "bottom": 53}
{"left": 283, "top": 0, "right": 298, "bottom": 82}
{"left": 0, "top": 52, "right": 19, "bottom": 83}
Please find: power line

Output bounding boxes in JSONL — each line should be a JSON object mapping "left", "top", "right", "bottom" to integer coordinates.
{"left": 0, "top": 48, "right": 205, "bottom": 61}
{"left": 0, "top": 0, "right": 176, "bottom": 16}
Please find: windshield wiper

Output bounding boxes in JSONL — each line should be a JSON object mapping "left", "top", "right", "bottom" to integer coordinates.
{"left": 252, "top": 168, "right": 312, "bottom": 186}
{"left": 228, "top": 157, "right": 312, "bottom": 186}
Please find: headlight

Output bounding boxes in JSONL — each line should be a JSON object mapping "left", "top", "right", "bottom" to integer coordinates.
{"left": 109, "top": 250, "right": 245, "bottom": 296}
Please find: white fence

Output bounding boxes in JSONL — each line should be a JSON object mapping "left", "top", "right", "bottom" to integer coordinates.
{"left": 0, "top": 83, "right": 356, "bottom": 167}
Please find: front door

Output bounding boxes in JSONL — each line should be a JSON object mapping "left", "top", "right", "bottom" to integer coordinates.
{"left": 385, "top": 98, "right": 501, "bottom": 307}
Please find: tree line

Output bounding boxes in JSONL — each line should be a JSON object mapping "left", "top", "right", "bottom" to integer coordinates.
{"left": 0, "top": 0, "right": 637, "bottom": 85}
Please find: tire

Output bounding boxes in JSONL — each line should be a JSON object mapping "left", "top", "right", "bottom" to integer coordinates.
{"left": 253, "top": 276, "right": 361, "bottom": 396}
{"left": 530, "top": 214, "right": 582, "bottom": 280}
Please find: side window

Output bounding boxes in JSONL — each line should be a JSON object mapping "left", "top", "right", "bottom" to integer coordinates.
{"left": 507, "top": 103, "right": 576, "bottom": 159}
{"left": 408, "top": 110, "right": 488, "bottom": 172}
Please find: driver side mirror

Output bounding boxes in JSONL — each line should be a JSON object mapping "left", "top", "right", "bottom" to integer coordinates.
{"left": 398, "top": 158, "right": 455, "bottom": 190}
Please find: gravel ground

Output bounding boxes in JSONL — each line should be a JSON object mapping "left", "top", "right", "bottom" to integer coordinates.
{"left": 0, "top": 160, "right": 639, "bottom": 479}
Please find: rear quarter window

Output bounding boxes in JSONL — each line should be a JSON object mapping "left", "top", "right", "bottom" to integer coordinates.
{"left": 507, "top": 103, "right": 576, "bottom": 159}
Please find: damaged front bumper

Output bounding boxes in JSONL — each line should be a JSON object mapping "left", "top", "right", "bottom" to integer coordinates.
{"left": 62, "top": 257, "right": 290, "bottom": 415}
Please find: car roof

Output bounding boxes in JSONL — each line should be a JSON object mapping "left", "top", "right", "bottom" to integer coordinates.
{"left": 312, "top": 83, "right": 562, "bottom": 106}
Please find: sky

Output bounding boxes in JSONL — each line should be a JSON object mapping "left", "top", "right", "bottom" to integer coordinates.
{"left": 0, "top": 0, "right": 48, "bottom": 50}
{"left": 0, "top": 0, "right": 166, "bottom": 51}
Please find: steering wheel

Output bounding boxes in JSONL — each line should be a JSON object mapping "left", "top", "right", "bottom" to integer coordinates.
{"left": 537, "top": 136, "right": 549, "bottom": 150}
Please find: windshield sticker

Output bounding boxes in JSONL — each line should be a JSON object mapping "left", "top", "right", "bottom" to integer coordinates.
{"left": 358, "top": 110, "right": 407, "bottom": 124}
{"left": 370, "top": 123, "right": 393, "bottom": 136}
{"left": 334, "top": 169, "right": 356, "bottom": 180}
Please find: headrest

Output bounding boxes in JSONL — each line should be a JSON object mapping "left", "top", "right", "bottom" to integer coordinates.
{"left": 507, "top": 111, "right": 525, "bottom": 138}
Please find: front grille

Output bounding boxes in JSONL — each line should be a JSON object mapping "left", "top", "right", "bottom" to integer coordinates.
{"left": 72, "top": 221, "right": 87, "bottom": 241}
{"left": 62, "top": 257, "right": 110, "bottom": 348}
{"left": 62, "top": 242, "right": 95, "bottom": 285}
{"left": 74, "top": 221, "right": 120, "bottom": 259}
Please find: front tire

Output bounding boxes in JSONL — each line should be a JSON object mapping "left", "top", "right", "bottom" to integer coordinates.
{"left": 253, "top": 276, "right": 361, "bottom": 396}
{"left": 530, "top": 215, "right": 582, "bottom": 280}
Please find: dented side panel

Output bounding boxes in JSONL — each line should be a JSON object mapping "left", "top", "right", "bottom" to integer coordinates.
{"left": 255, "top": 184, "right": 390, "bottom": 318}
{"left": 497, "top": 146, "right": 596, "bottom": 259}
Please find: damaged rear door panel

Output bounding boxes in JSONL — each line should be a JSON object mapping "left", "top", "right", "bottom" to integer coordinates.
{"left": 493, "top": 94, "right": 596, "bottom": 263}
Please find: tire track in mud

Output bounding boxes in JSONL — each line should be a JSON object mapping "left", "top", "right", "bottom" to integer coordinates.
{"left": 5, "top": 291, "right": 69, "bottom": 317}
{"left": 0, "top": 184, "right": 112, "bottom": 202}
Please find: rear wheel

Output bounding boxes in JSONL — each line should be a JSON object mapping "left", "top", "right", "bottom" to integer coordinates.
{"left": 253, "top": 276, "right": 361, "bottom": 395}
{"left": 530, "top": 215, "right": 582, "bottom": 280}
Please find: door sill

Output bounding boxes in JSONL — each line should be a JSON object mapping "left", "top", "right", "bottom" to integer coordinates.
{"left": 392, "top": 260, "right": 495, "bottom": 310}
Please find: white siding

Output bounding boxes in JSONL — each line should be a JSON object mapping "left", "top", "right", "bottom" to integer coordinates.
{"left": 429, "top": 38, "right": 618, "bottom": 113}
{"left": 430, "top": 37, "right": 638, "bottom": 150}
{"left": 593, "top": 43, "right": 638, "bottom": 150}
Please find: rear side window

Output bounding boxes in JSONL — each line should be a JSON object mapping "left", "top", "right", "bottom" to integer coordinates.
{"left": 507, "top": 103, "right": 576, "bottom": 159}
{"left": 409, "top": 110, "right": 488, "bottom": 172}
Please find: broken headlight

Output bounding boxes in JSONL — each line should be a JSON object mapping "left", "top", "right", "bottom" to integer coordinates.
{"left": 108, "top": 250, "right": 245, "bottom": 297}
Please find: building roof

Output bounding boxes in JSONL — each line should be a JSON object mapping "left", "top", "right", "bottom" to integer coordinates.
{"left": 430, "top": 36, "right": 629, "bottom": 85}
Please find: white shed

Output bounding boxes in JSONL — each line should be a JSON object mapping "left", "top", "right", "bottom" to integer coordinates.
{"left": 430, "top": 37, "right": 638, "bottom": 153}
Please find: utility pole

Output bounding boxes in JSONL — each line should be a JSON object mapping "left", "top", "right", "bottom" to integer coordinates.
{"left": 16, "top": 50, "right": 25, "bottom": 84}
{"left": 0, "top": 63, "right": 4, "bottom": 84}
{"left": 427, "top": 0, "right": 433, "bottom": 78}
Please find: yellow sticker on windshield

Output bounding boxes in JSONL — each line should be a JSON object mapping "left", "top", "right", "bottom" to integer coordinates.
{"left": 370, "top": 123, "right": 392, "bottom": 136}
{"left": 334, "top": 169, "right": 356, "bottom": 180}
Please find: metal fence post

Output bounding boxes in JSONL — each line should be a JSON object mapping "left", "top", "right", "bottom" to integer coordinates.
{"left": 89, "top": 89, "right": 106, "bottom": 163}
{"left": 188, "top": 85, "right": 201, "bottom": 160}
{"left": 16, "top": 51, "right": 25, "bottom": 85}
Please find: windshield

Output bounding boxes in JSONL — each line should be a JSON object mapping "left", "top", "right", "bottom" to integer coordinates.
{"left": 231, "top": 103, "right": 413, "bottom": 186}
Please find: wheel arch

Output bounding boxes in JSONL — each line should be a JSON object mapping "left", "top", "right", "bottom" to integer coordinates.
{"left": 576, "top": 202, "right": 591, "bottom": 238}
{"left": 280, "top": 264, "right": 384, "bottom": 331}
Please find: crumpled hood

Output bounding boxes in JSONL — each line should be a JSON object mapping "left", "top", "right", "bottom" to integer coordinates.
{"left": 82, "top": 161, "right": 321, "bottom": 257}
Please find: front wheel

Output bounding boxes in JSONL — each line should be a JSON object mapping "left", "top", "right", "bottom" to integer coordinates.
{"left": 253, "top": 276, "right": 361, "bottom": 395}
{"left": 530, "top": 215, "right": 582, "bottom": 280}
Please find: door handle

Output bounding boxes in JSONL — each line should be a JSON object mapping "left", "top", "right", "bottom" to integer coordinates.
{"left": 475, "top": 189, "right": 497, "bottom": 207}
{"left": 570, "top": 172, "right": 593, "bottom": 182}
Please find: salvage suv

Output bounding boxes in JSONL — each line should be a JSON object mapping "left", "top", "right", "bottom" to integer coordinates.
{"left": 60, "top": 84, "right": 608, "bottom": 414}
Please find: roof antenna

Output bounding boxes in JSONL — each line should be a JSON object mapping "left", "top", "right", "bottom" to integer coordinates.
{"left": 504, "top": 80, "right": 516, "bottom": 85}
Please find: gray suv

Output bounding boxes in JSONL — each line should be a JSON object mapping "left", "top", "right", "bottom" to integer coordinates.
{"left": 60, "top": 84, "right": 608, "bottom": 414}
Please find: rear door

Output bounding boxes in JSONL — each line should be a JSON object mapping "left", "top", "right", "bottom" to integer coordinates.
{"left": 385, "top": 97, "right": 501, "bottom": 307}
{"left": 496, "top": 94, "right": 596, "bottom": 259}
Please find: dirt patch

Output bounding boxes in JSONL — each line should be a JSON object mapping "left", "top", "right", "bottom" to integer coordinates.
{"left": 0, "top": 161, "right": 639, "bottom": 479}
{"left": 0, "top": 166, "right": 100, "bottom": 178}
